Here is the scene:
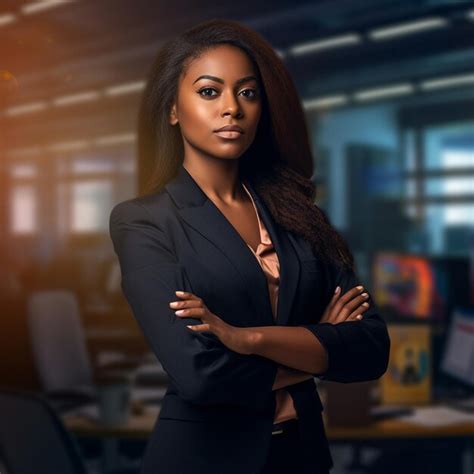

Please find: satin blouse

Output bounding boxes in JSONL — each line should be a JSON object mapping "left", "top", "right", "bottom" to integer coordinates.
{"left": 242, "top": 182, "right": 298, "bottom": 423}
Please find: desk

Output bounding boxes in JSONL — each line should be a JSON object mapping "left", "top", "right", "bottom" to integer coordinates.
{"left": 326, "top": 417, "right": 474, "bottom": 439}
{"left": 327, "top": 415, "right": 474, "bottom": 474}
{"left": 63, "top": 405, "right": 474, "bottom": 440}
{"left": 63, "top": 405, "right": 160, "bottom": 471}
{"left": 63, "top": 405, "right": 161, "bottom": 439}
{"left": 63, "top": 405, "right": 474, "bottom": 473}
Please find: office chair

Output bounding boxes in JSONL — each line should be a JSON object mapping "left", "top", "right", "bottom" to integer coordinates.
{"left": 27, "top": 290, "right": 97, "bottom": 411}
{"left": 0, "top": 389, "right": 139, "bottom": 474}
{"left": 0, "top": 389, "right": 88, "bottom": 474}
{"left": 26, "top": 290, "right": 147, "bottom": 464}
{"left": 27, "top": 290, "right": 151, "bottom": 410}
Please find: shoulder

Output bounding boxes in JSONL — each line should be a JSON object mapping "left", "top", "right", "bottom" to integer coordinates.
{"left": 109, "top": 189, "right": 174, "bottom": 228}
{"left": 109, "top": 191, "right": 178, "bottom": 266}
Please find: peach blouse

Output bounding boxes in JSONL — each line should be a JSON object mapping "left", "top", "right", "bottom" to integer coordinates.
{"left": 242, "top": 182, "right": 298, "bottom": 423}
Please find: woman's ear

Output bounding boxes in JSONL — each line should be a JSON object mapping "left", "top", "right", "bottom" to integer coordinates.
{"left": 169, "top": 104, "right": 178, "bottom": 125}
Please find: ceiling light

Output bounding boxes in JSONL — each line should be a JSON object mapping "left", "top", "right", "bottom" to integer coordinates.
{"left": 52, "top": 91, "right": 100, "bottom": 107}
{"left": 104, "top": 81, "right": 145, "bottom": 97}
{"left": 48, "top": 140, "right": 89, "bottom": 152}
{"left": 303, "top": 95, "right": 348, "bottom": 110}
{"left": 0, "top": 13, "right": 17, "bottom": 26}
{"left": 21, "top": 0, "right": 77, "bottom": 15}
{"left": 369, "top": 17, "right": 448, "bottom": 41}
{"left": 289, "top": 33, "right": 361, "bottom": 56}
{"left": 94, "top": 133, "right": 136, "bottom": 146}
{"left": 420, "top": 72, "right": 474, "bottom": 90}
{"left": 5, "top": 101, "right": 48, "bottom": 116}
{"left": 354, "top": 83, "right": 414, "bottom": 101}
{"left": 274, "top": 49, "right": 286, "bottom": 59}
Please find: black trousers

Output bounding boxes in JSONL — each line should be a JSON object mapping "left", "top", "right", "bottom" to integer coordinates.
{"left": 260, "top": 419, "right": 330, "bottom": 474}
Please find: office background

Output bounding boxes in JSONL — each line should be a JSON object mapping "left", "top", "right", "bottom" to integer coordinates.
{"left": 0, "top": 1, "right": 473, "bottom": 473}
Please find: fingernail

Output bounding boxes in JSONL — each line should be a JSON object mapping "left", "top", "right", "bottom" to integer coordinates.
{"left": 357, "top": 314, "right": 362, "bottom": 319}
{"left": 186, "top": 325, "right": 193, "bottom": 329}
{"left": 356, "top": 285, "right": 363, "bottom": 290}
{"left": 176, "top": 291, "right": 185, "bottom": 295}
{"left": 175, "top": 310, "right": 185, "bottom": 315}
{"left": 334, "top": 286, "right": 340, "bottom": 294}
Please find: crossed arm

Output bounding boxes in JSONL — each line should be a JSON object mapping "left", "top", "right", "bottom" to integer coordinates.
{"left": 249, "top": 278, "right": 390, "bottom": 384}
{"left": 272, "top": 364, "right": 319, "bottom": 390}
{"left": 110, "top": 200, "right": 390, "bottom": 410}
{"left": 243, "top": 262, "right": 391, "bottom": 385}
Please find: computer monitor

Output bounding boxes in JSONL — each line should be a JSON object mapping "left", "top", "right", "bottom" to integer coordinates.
{"left": 372, "top": 252, "right": 470, "bottom": 321}
{"left": 440, "top": 307, "right": 474, "bottom": 388}
{"left": 372, "top": 253, "right": 439, "bottom": 320}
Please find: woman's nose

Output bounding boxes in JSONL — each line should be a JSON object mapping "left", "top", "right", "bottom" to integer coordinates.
{"left": 221, "top": 91, "right": 241, "bottom": 115}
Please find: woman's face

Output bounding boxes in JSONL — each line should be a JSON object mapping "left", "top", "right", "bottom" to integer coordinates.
{"left": 170, "top": 44, "right": 262, "bottom": 162}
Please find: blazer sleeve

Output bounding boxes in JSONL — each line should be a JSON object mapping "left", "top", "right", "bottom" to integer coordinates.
{"left": 299, "top": 261, "right": 391, "bottom": 383}
{"left": 109, "top": 200, "right": 278, "bottom": 408}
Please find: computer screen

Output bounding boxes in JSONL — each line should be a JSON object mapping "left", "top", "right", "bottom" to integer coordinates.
{"left": 440, "top": 307, "right": 474, "bottom": 388}
{"left": 372, "top": 253, "right": 440, "bottom": 320}
{"left": 372, "top": 252, "right": 470, "bottom": 321}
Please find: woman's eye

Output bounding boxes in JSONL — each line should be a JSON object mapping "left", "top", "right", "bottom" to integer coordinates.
{"left": 197, "top": 87, "right": 259, "bottom": 99}
{"left": 241, "top": 89, "right": 259, "bottom": 99}
{"left": 198, "top": 87, "right": 218, "bottom": 97}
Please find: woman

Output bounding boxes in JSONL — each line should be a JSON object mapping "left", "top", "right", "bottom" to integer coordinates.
{"left": 109, "top": 19, "right": 390, "bottom": 474}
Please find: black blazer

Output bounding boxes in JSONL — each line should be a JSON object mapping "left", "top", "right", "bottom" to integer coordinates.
{"left": 109, "top": 164, "right": 390, "bottom": 474}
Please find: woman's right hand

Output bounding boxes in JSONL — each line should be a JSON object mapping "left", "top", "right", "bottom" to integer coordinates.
{"left": 319, "top": 285, "right": 371, "bottom": 324}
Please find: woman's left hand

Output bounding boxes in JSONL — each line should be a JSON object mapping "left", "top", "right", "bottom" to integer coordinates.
{"left": 169, "top": 291, "right": 255, "bottom": 355}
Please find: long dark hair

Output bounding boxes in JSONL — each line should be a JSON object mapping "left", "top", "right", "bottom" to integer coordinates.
{"left": 137, "top": 18, "right": 354, "bottom": 271}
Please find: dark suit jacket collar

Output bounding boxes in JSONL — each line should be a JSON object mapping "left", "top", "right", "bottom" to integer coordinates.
{"left": 165, "top": 164, "right": 300, "bottom": 327}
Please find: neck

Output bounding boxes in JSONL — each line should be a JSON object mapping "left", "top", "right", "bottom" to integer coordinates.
{"left": 182, "top": 158, "right": 246, "bottom": 205}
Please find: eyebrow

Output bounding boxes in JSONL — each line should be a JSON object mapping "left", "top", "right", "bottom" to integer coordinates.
{"left": 192, "top": 74, "right": 258, "bottom": 85}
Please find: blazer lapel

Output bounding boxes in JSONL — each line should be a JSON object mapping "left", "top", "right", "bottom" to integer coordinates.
{"left": 243, "top": 177, "right": 301, "bottom": 327}
{"left": 165, "top": 164, "right": 300, "bottom": 327}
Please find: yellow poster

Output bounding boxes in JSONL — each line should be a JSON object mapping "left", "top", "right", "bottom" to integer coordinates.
{"left": 381, "top": 324, "right": 431, "bottom": 404}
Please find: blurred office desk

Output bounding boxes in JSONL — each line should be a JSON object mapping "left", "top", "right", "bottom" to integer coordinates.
{"left": 324, "top": 410, "right": 474, "bottom": 474}
{"left": 63, "top": 404, "right": 161, "bottom": 439}
{"left": 63, "top": 405, "right": 474, "bottom": 473}
{"left": 325, "top": 416, "right": 474, "bottom": 439}
{"left": 63, "top": 405, "right": 474, "bottom": 439}
{"left": 63, "top": 404, "right": 160, "bottom": 472}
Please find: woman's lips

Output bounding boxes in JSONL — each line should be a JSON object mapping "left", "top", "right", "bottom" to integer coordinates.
{"left": 214, "top": 130, "right": 243, "bottom": 139}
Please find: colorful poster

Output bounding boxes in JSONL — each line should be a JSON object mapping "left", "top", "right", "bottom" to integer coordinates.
{"left": 381, "top": 324, "right": 431, "bottom": 404}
